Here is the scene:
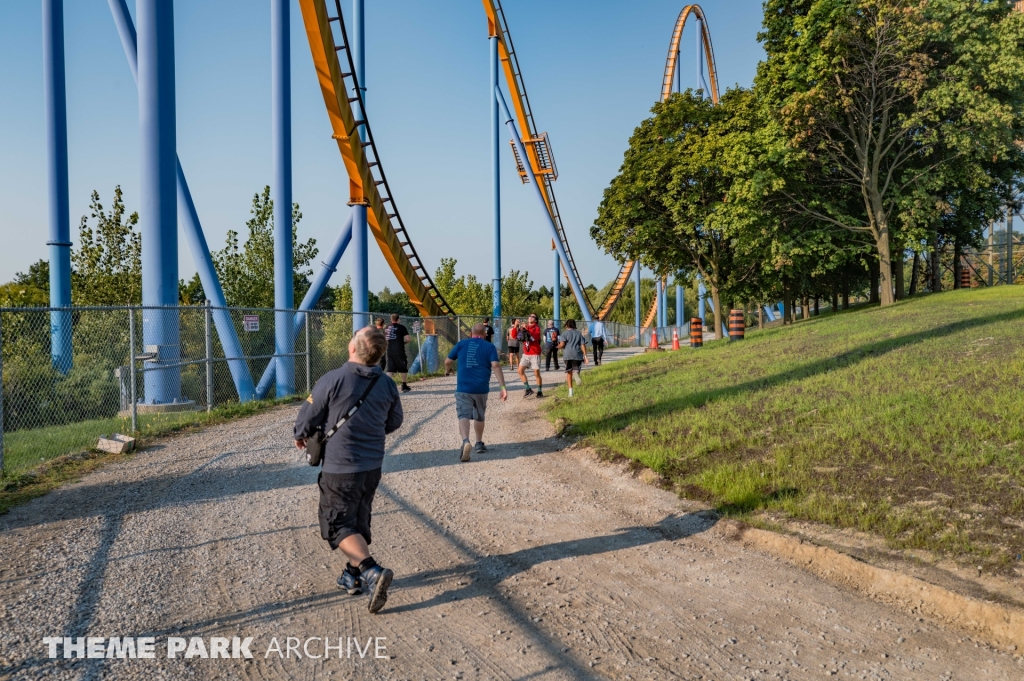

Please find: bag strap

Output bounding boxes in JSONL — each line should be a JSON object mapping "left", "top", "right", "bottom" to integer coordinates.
{"left": 323, "top": 372, "right": 383, "bottom": 439}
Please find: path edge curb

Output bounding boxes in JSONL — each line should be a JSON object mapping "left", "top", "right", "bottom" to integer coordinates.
{"left": 715, "top": 519, "right": 1024, "bottom": 651}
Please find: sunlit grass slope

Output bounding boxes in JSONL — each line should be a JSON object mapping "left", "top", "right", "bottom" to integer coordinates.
{"left": 548, "top": 287, "right": 1024, "bottom": 570}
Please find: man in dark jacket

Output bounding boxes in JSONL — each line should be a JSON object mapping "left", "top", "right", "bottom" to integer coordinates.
{"left": 295, "top": 327, "right": 403, "bottom": 614}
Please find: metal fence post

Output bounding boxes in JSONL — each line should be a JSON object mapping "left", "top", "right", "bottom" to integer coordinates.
{"left": 205, "top": 300, "right": 213, "bottom": 412}
{"left": 0, "top": 310, "right": 4, "bottom": 475}
{"left": 305, "top": 312, "right": 311, "bottom": 393}
{"left": 129, "top": 306, "right": 137, "bottom": 433}
{"left": 457, "top": 316, "right": 461, "bottom": 341}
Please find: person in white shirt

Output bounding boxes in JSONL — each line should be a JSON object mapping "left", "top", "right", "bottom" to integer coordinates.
{"left": 590, "top": 319, "right": 607, "bottom": 366}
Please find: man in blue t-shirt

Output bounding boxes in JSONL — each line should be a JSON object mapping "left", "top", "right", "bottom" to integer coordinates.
{"left": 444, "top": 323, "right": 508, "bottom": 462}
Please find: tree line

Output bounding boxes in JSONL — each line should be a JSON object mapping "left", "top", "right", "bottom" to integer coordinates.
{"left": 592, "top": 0, "right": 1024, "bottom": 335}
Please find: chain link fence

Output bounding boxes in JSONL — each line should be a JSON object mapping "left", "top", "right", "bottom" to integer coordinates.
{"left": 0, "top": 306, "right": 662, "bottom": 478}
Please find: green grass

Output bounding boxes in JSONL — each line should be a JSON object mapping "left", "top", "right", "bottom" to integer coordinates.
{"left": 0, "top": 397, "right": 299, "bottom": 514}
{"left": 547, "top": 287, "right": 1024, "bottom": 572}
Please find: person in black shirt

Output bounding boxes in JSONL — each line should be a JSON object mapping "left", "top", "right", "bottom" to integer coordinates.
{"left": 294, "top": 326, "right": 403, "bottom": 614}
{"left": 544, "top": 319, "right": 561, "bottom": 371}
{"left": 384, "top": 313, "right": 412, "bottom": 392}
{"left": 483, "top": 317, "right": 495, "bottom": 344}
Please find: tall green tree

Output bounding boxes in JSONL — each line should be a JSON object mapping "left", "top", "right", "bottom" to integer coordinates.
{"left": 213, "top": 186, "right": 317, "bottom": 308}
{"left": 760, "top": 0, "right": 1024, "bottom": 305}
{"left": 592, "top": 88, "right": 771, "bottom": 334}
{"left": 71, "top": 186, "right": 142, "bottom": 305}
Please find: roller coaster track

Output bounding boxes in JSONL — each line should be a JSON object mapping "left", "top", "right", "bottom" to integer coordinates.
{"left": 484, "top": 1, "right": 719, "bottom": 322}
{"left": 642, "top": 5, "right": 719, "bottom": 329}
{"left": 297, "top": 0, "right": 453, "bottom": 318}
{"left": 298, "top": 0, "right": 718, "bottom": 323}
{"left": 482, "top": 0, "right": 595, "bottom": 317}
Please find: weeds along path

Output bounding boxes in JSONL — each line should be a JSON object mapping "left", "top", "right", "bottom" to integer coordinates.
{"left": 2, "top": 353, "right": 1022, "bottom": 679}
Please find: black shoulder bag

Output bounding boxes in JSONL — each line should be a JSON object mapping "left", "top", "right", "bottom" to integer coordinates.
{"left": 305, "top": 373, "right": 382, "bottom": 466}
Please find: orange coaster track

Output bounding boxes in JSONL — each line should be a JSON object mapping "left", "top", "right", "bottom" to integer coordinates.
{"left": 297, "top": 0, "right": 718, "bottom": 322}
{"left": 297, "top": 0, "right": 454, "bottom": 318}
{"left": 483, "top": 2, "right": 719, "bottom": 322}
{"left": 643, "top": 5, "right": 720, "bottom": 329}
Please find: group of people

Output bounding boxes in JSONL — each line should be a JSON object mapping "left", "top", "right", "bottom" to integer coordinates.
{"left": 505, "top": 315, "right": 602, "bottom": 376}
{"left": 292, "top": 313, "right": 608, "bottom": 615}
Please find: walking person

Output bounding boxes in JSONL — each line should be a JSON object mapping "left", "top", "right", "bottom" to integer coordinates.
{"left": 294, "top": 327, "right": 403, "bottom": 614}
{"left": 384, "top": 313, "right": 412, "bottom": 392}
{"left": 558, "top": 319, "right": 588, "bottom": 397}
{"left": 374, "top": 318, "right": 386, "bottom": 369}
{"left": 444, "top": 323, "right": 508, "bottom": 462}
{"left": 507, "top": 318, "right": 521, "bottom": 368}
{"left": 483, "top": 317, "right": 495, "bottom": 345}
{"left": 517, "top": 313, "right": 545, "bottom": 398}
{"left": 544, "top": 319, "right": 561, "bottom": 371}
{"left": 590, "top": 318, "right": 607, "bottom": 366}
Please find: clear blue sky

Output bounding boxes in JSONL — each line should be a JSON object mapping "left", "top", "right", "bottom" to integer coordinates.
{"left": 0, "top": 0, "right": 766, "bottom": 295}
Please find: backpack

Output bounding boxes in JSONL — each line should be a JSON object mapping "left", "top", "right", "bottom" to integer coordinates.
{"left": 517, "top": 326, "right": 533, "bottom": 344}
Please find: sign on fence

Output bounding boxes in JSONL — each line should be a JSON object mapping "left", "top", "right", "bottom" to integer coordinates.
{"left": 412, "top": 320, "right": 421, "bottom": 334}
{"left": 243, "top": 315, "right": 260, "bottom": 332}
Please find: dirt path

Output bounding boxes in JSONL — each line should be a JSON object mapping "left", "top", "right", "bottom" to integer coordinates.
{"left": 2, "top": 349, "right": 1022, "bottom": 680}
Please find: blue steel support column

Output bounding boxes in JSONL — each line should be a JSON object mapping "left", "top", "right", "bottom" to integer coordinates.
{"left": 496, "top": 88, "right": 592, "bottom": 323}
{"left": 553, "top": 247, "right": 561, "bottom": 323}
{"left": 490, "top": 31, "right": 502, "bottom": 323}
{"left": 655, "top": 279, "right": 662, "bottom": 331}
{"left": 108, "top": 0, "right": 255, "bottom": 402}
{"left": 351, "top": 0, "right": 369, "bottom": 330}
{"left": 634, "top": 263, "right": 642, "bottom": 346}
{"left": 272, "top": 0, "right": 294, "bottom": 397}
{"left": 138, "top": 0, "right": 180, "bottom": 404}
{"left": 43, "top": 0, "right": 73, "bottom": 374}
{"left": 255, "top": 213, "right": 353, "bottom": 399}
{"left": 676, "top": 277, "right": 683, "bottom": 328}
{"left": 666, "top": 283, "right": 671, "bottom": 326}
{"left": 663, "top": 281, "right": 669, "bottom": 327}
{"left": 698, "top": 279, "right": 706, "bottom": 323}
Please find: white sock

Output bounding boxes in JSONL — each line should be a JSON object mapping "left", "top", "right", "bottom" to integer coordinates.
{"left": 568, "top": 388, "right": 573, "bottom": 397}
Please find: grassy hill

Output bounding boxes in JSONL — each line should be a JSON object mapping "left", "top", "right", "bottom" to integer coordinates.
{"left": 548, "top": 287, "right": 1024, "bottom": 572}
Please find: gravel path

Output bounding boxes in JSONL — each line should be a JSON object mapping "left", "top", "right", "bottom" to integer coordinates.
{"left": 2, "top": 348, "right": 1022, "bottom": 680}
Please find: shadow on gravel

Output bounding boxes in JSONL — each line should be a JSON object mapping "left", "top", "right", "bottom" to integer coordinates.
{"left": 385, "top": 436, "right": 563, "bottom": 473}
{"left": 377, "top": 481, "right": 717, "bottom": 678}
{"left": 388, "top": 513, "right": 717, "bottom": 613}
{"left": 0, "top": 461, "right": 313, "bottom": 531}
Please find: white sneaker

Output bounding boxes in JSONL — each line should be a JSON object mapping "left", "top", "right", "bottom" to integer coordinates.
{"left": 568, "top": 388, "right": 574, "bottom": 397}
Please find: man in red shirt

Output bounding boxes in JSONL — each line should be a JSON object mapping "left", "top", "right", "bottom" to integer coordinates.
{"left": 516, "top": 313, "right": 545, "bottom": 398}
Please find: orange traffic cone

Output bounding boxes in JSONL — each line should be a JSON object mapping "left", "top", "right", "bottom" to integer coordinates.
{"left": 649, "top": 330, "right": 659, "bottom": 350}
{"left": 671, "top": 327, "right": 680, "bottom": 350}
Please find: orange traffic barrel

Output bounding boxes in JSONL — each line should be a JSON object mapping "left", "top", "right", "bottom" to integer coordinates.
{"left": 729, "top": 309, "right": 745, "bottom": 340}
{"left": 960, "top": 268, "right": 972, "bottom": 288}
{"left": 689, "top": 318, "right": 703, "bottom": 348}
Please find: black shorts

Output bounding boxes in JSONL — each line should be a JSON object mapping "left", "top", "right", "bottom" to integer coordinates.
{"left": 386, "top": 351, "right": 408, "bottom": 373}
{"left": 317, "top": 468, "right": 382, "bottom": 550}
{"left": 564, "top": 359, "right": 583, "bottom": 372}
{"left": 507, "top": 344, "right": 519, "bottom": 354}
